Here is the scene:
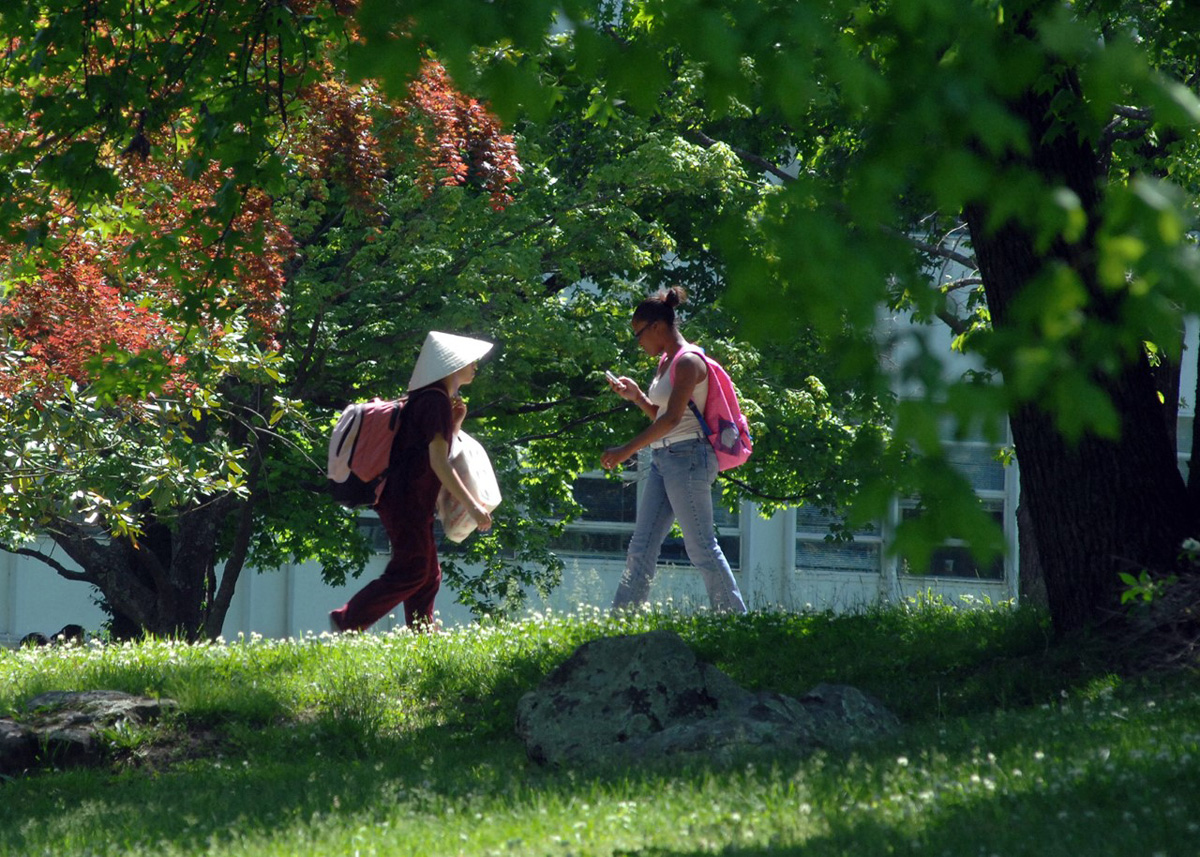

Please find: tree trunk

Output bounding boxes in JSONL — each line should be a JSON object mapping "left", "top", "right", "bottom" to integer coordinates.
{"left": 1016, "top": 494, "right": 1047, "bottom": 609}
{"left": 1001, "top": 377, "right": 1191, "bottom": 634}
{"left": 48, "top": 497, "right": 247, "bottom": 641}
{"left": 965, "top": 41, "right": 1197, "bottom": 635}
{"left": 973, "top": 207, "right": 1193, "bottom": 633}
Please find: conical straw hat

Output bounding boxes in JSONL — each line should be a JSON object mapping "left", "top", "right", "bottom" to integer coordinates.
{"left": 407, "top": 331, "right": 494, "bottom": 391}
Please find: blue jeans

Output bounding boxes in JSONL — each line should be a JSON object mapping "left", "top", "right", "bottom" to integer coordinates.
{"left": 612, "top": 439, "right": 747, "bottom": 613}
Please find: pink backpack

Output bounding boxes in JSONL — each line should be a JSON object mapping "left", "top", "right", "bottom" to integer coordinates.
{"left": 326, "top": 388, "right": 446, "bottom": 507}
{"left": 668, "top": 344, "right": 753, "bottom": 471}
{"left": 327, "top": 398, "right": 404, "bottom": 507}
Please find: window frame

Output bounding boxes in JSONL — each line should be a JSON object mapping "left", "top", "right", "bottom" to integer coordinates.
{"left": 549, "top": 456, "right": 743, "bottom": 571}
{"left": 792, "top": 437, "right": 1013, "bottom": 584}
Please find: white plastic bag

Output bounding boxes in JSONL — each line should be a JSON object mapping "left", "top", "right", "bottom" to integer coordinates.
{"left": 437, "top": 430, "right": 502, "bottom": 543}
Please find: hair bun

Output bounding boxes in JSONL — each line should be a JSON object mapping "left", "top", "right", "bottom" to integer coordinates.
{"left": 664, "top": 286, "right": 687, "bottom": 308}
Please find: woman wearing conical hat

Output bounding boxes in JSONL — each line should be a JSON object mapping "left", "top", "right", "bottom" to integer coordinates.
{"left": 330, "top": 331, "right": 494, "bottom": 632}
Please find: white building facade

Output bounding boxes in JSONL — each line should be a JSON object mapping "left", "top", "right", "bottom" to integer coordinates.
{"left": 0, "top": 470, "right": 1020, "bottom": 645}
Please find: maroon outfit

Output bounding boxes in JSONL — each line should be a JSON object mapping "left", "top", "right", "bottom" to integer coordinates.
{"left": 330, "top": 387, "right": 453, "bottom": 631}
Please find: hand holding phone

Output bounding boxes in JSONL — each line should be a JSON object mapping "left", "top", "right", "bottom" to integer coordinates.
{"left": 605, "top": 370, "right": 619, "bottom": 385}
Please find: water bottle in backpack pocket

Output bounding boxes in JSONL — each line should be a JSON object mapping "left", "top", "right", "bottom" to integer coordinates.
{"left": 670, "top": 344, "right": 753, "bottom": 471}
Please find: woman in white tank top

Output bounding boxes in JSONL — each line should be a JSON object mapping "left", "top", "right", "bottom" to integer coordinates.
{"left": 600, "top": 287, "right": 747, "bottom": 614}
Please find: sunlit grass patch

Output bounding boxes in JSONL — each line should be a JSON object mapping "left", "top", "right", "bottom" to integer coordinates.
{"left": 0, "top": 603, "right": 1196, "bottom": 857}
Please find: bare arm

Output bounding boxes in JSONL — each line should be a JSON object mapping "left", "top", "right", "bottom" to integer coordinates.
{"left": 607, "top": 375, "right": 659, "bottom": 420}
{"left": 601, "top": 353, "right": 706, "bottom": 469}
{"left": 429, "top": 434, "right": 492, "bottom": 531}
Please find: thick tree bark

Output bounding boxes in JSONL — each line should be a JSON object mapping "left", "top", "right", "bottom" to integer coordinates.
{"left": 965, "top": 41, "right": 1197, "bottom": 635}
{"left": 1000, "top": 376, "right": 1191, "bottom": 634}
{"left": 971, "top": 208, "right": 1193, "bottom": 633}
{"left": 41, "top": 496, "right": 246, "bottom": 641}
{"left": 1016, "top": 496, "right": 1047, "bottom": 609}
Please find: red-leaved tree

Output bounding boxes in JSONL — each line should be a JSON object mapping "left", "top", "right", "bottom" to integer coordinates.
{"left": 0, "top": 9, "right": 524, "bottom": 638}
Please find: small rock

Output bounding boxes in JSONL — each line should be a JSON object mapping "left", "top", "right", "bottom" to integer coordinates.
{"left": 1, "top": 690, "right": 179, "bottom": 778}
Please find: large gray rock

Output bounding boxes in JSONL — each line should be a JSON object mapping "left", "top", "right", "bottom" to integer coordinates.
{"left": 515, "top": 630, "right": 900, "bottom": 767}
{"left": 0, "top": 690, "right": 178, "bottom": 777}
{"left": 0, "top": 720, "right": 36, "bottom": 772}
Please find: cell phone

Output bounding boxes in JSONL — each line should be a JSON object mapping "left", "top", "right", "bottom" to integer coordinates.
{"left": 605, "top": 370, "right": 620, "bottom": 384}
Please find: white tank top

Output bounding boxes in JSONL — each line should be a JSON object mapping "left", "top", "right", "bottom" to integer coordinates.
{"left": 647, "top": 350, "right": 708, "bottom": 443}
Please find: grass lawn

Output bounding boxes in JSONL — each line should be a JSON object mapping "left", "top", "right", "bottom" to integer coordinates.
{"left": 1, "top": 601, "right": 1197, "bottom": 856}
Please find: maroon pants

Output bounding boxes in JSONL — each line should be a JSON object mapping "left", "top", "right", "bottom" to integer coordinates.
{"left": 330, "top": 488, "right": 442, "bottom": 632}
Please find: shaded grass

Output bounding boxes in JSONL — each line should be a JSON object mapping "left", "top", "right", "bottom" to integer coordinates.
{"left": 0, "top": 600, "right": 1195, "bottom": 857}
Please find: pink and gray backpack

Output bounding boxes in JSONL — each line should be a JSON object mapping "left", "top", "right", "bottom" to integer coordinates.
{"left": 326, "top": 388, "right": 446, "bottom": 507}
{"left": 668, "top": 344, "right": 753, "bottom": 471}
{"left": 327, "top": 398, "right": 404, "bottom": 508}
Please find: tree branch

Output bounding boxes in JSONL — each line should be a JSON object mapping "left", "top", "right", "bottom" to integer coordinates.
{"left": 1099, "top": 104, "right": 1157, "bottom": 156}
{"left": 935, "top": 307, "right": 970, "bottom": 337}
{"left": 904, "top": 233, "right": 977, "bottom": 269}
{"left": 131, "top": 532, "right": 173, "bottom": 594}
{"left": 47, "top": 519, "right": 117, "bottom": 575}
{"left": 942, "top": 276, "right": 983, "bottom": 292}
{"left": 683, "top": 129, "right": 796, "bottom": 185}
{"left": 511, "top": 406, "right": 627, "bottom": 444}
{"left": 719, "top": 474, "right": 812, "bottom": 503}
{"left": 206, "top": 466, "right": 261, "bottom": 638}
{"left": 4, "top": 547, "right": 92, "bottom": 583}
{"left": 1113, "top": 104, "right": 1154, "bottom": 122}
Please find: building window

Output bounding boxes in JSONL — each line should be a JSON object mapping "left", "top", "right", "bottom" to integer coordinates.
{"left": 357, "top": 514, "right": 390, "bottom": 554}
{"left": 549, "top": 472, "right": 640, "bottom": 559}
{"left": 550, "top": 468, "right": 741, "bottom": 569}
{"left": 793, "top": 439, "right": 1011, "bottom": 582}
{"left": 943, "top": 442, "right": 1007, "bottom": 492}
{"left": 897, "top": 498, "right": 1005, "bottom": 580}
{"left": 795, "top": 506, "right": 881, "bottom": 574}
{"left": 357, "top": 513, "right": 466, "bottom": 555}
{"left": 898, "top": 440, "right": 1008, "bottom": 581}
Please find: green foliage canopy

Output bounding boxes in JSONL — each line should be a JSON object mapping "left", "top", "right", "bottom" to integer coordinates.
{"left": 0, "top": 4, "right": 888, "bottom": 634}
{"left": 348, "top": 0, "right": 1200, "bottom": 581}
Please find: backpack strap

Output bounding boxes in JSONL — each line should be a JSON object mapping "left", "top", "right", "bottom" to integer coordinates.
{"left": 380, "top": 385, "right": 453, "bottom": 473}
{"left": 667, "top": 343, "right": 713, "bottom": 436}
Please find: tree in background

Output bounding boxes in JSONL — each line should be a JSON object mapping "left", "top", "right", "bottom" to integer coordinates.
{"left": 351, "top": 0, "right": 1200, "bottom": 640}
{"left": 0, "top": 3, "right": 514, "bottom": 636}
{"left": 0, "top": 0, "right": 356, "bottom": 638}
{"left": 0, "top": 157, "right": 291, "bottom": 639}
